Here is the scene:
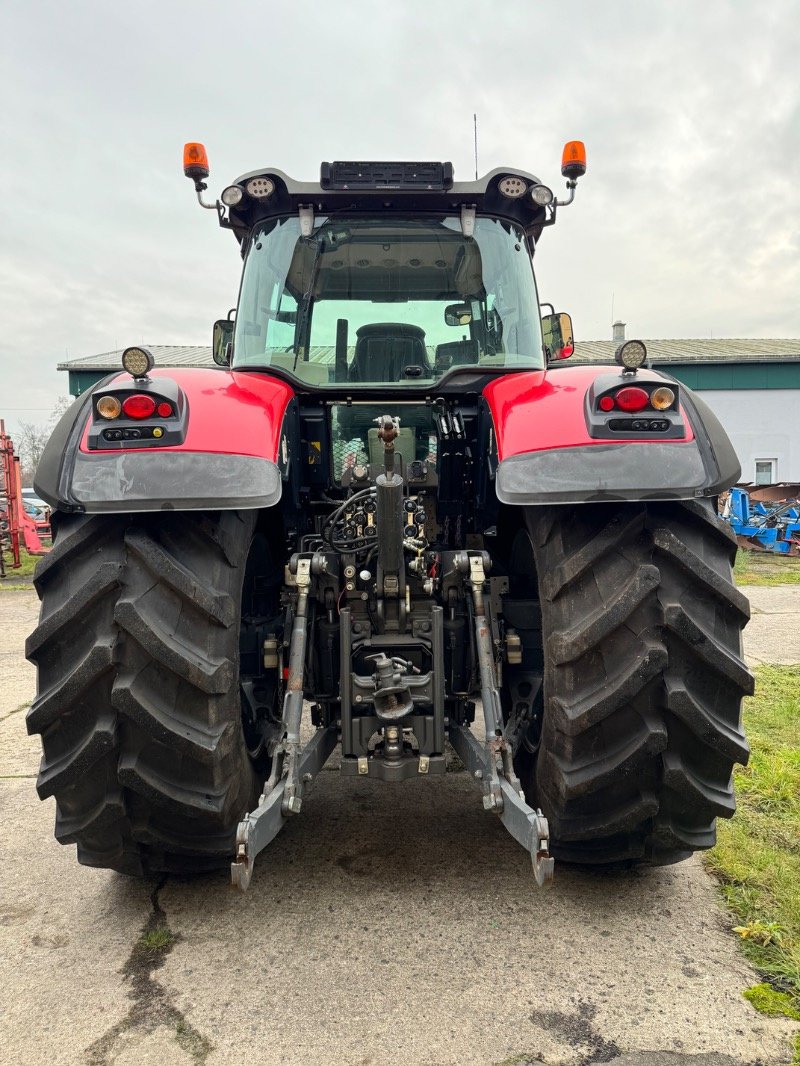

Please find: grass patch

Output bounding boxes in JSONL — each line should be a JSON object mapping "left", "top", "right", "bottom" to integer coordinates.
{"left": 706, "top": 665, "right": 800, "bottom": 1043}
{"left": 0, "top": 547, "right": 41, "bottom": 585}
{"left": 744, "top": 984, "right": 800, "bottom": 1021}
{"left": 138, "top": 927, "right": 176, "bottom": 952}
{"left": 734, "top": 550, "right": 800, "bottom": 587}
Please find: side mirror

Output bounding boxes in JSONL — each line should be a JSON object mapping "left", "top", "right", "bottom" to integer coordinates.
{"left": 542, "top": 311, "right": 574, "bottom": 362}
{"left": 444, "top": 302, "right": 473, "bottom": 327}
{"left": 213, "top": 319, "right": 234, "bottom": 366}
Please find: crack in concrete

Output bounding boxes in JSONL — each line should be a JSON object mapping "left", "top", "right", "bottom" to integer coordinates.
{"left": 84, "top": 877, "right": 213, "bottom": 1065}
{"left": 0, "top": 702, "right": 29, "bottom": 723}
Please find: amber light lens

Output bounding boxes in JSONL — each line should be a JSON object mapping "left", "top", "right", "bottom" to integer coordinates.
{"left": 615, "top": 387, "right": 650, "bottom": 413}
{"left": 96, "top": 395, "right": 122, "bottom": 419}
{"left": 651, "top": 387, "right": 676, "bottom": 410}
{"left": 122, "top": 394, "right": 157, "bottom": 420}
{"left": 183, "top": 142, "right": 209, "bottom": 177}
{"left": 561, "top": 140, "right": 587, "bottom": 179}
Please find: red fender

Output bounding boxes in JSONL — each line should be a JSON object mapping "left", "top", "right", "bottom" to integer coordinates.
{"left": 79, "top": 368, "right": 294, "bottom": 458}
{"left": 482, "top": 367, "right": 694, "bottom": 461}
{"left": 482, "top": 367, "right": 743, "bottom": 506}
{"left": 36, "top": 368, "right": 295, "bottom": 514}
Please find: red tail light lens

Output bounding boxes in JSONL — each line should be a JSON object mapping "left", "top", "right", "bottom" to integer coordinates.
{"left": 157, "top": 402, "right": 173, "bottom": 417}
{"left": 614, "top": 387, "right": 650, "bottom": 413}
{"left": 122, "top": 394, "right": 157, "bottom": 420}
{"left": 598, "top": 396, "right": 615, "bottom": 412}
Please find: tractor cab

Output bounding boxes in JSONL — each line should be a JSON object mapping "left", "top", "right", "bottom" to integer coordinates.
{"left": 187, "top": 148, "right": 582, "bottom": 385}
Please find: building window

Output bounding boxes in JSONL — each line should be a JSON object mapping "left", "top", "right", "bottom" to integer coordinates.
{"left": 754, "top": 459, "right": 776, "bottom": 485}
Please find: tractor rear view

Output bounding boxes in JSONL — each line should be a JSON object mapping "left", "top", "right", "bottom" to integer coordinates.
{"left": 27, "top": 143, "right": 752, "bottom": 889}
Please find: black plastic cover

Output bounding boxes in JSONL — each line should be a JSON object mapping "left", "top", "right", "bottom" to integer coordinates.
{"left": 496, "top": 441, "right": 710, "bottom": 505}
{"left": 320, "top": 161, "right": 454, "bottom": 191}
{"left": 66, "top": 451, "right": 282, "bottom": 512}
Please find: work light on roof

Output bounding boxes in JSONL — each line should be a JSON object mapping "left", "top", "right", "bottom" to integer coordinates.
{"left": 615, "top": 339, "right": 648, "bottom": 372}
{"left": 498, "top": 175, "right": 528, "bottom": 199}
{"left": 121, "top": 346, "right": 154, "bottom": 380}
{"left": 221, "top": 185, "right": 244, "bottom": 207}
{"left": 245, "top": 176, "right": 275, "bottom": 199}
{"left": 530, "top": 184, "right": 554, "bottom": 206}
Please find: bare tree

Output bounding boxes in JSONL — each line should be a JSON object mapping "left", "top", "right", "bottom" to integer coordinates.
{"left": 17, "top": 396, "right": 73, "bottom": 485}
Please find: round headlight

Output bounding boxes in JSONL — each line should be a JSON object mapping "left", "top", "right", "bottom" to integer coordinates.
{"left": 121, "top": 346, "right": 154, "bottom": 379}
{"left": 96, "top": 395, "right": 121, "bottom": 419}
{"left": 498, "top": 175, "right": 528, "bottom": 199}
{"left": 530, "top": 184, "right": 554, "bottom": 206}
{"left": 651, "top": 386, "right": 676, "bottom": 410}
{"left": 615, "top": 340, "right": 647, "bottom": 371}
{"left": 245, "top": 176, "right": 275, "bottom": 199}
{"left": 221, "top": 185, "right": 244, "bottom": 207}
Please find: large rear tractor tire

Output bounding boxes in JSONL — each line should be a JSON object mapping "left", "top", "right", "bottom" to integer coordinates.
{"left": 25, "top": 510, "right": 268, "bottom": 876}
{"left": 513, "top": 498, "right": 753, "bottom": 865}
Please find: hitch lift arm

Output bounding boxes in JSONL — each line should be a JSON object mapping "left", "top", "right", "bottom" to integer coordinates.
{"left": 231, "top": 552, "right": 336, "bottom": 892}
{"left": 451, "top": 551, "right": 554, "bottom": 888}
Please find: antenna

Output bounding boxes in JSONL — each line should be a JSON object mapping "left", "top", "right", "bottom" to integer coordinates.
{"left": 473, "top": 113, "right": 478, "bottom": 180}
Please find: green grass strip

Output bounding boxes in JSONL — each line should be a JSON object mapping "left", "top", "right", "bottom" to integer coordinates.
{"left": 706, "top": 665, "right": 800, "bottom": 1050}
{"left": 734, "top": 550, "right": 800, "bottom": 587}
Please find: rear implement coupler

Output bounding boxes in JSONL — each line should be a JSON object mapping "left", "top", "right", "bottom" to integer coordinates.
{"left": 231, "top": 421, "right": 553, "bottom": 891}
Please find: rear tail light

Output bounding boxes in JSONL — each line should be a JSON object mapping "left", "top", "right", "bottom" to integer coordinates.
{"left": 122, "top": 394, "right": 157, "bottom": 420}
{"left": 614, "top": 387, "right": 650, "bottom": 413}
{"left": 96, "top": 395, "right": 122, "bottom": 419}
{"left": 651, "top": 387, "right": 676, "bottom": 410}
{"left": 157, "top": 402, "right": 173, "bottom": 417}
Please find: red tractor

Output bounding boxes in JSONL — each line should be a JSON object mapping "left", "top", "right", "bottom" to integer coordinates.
{"left": 27, "top": 143, "right": 752, "bottom": 889}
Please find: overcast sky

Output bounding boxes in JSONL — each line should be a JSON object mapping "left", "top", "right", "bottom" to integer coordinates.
{"left": 1, "top": 0, "right": 798, "bottom": 441}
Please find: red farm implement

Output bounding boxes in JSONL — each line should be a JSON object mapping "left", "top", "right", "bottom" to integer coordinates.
{"left": 0, "top": 419, "right": 50, "bottom": 577}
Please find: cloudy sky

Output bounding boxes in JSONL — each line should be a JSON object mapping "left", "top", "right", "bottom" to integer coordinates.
{"left": 1, "top": 0, "right": 798, "bottom": 440}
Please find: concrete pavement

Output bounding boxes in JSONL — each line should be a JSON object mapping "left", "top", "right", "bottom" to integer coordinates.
{"left": 1, "top": 585, "right": 798, "bottom": 1065}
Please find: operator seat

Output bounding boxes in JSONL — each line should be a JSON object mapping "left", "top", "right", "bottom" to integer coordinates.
{"left": 348, "top": 323, "right": 431, "bottom": 382}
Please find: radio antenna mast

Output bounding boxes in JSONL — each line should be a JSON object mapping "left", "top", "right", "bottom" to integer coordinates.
{"left": 473, "top": 113, "right": 478, "bottom": 180}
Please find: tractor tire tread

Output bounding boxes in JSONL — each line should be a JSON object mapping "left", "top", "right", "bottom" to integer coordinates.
{"left": 26, "top": 510, "right": 260, "bottom": 875}
{"left": 521, "top": 498, "right": 751, "bottom": 865}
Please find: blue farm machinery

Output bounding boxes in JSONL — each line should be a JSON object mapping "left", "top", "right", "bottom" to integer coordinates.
{"left": 723, "top": 486, "right": 800, "bottom": 554}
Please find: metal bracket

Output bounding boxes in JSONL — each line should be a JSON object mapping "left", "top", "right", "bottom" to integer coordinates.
{"left": 299, "top": 204, "right": 315, "bottom": 237}
{"left": 467, "top": 552, "right": 486, "bottom": 587}
{"left": 460, "top": 205, "right": 476, "bottom": 237}
{"left": 502, "top": 675, "right": 543, "bottom": 756}
{"left": 449, "top": 723, "right": 554, "bottom": 888}
{"left": 231, "top": 725, "right": 338, "bottom": 892}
